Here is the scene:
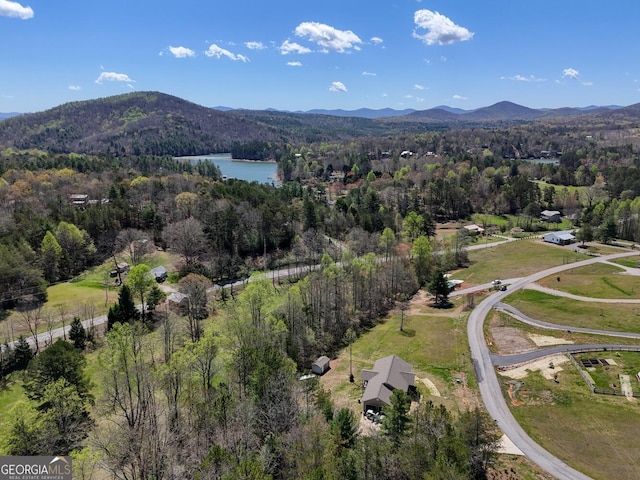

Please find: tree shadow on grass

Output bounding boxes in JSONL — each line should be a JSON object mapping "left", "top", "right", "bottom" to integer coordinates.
{"left": 399, "top": 328, "right": 416, "bottom": 337}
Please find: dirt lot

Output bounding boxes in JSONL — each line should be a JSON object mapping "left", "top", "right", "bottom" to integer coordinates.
{"left": 487, "top": 313, "right": 537, "bottom": 354}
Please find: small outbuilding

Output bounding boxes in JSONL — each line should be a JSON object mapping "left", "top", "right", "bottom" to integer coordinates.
{"left": 463, "top": 224, "right": 485, "bottom": 235}
{"left": 543, "top": 230, "right": 576, "bottom": 246}
{"left": 540, "top": 210, "right": 562, "bottom": 223}
{"left": 151, "top": 265, "right": 168, "bottom": 283}
{"left": 312, "top": 356, "right": 331, "bottom": 375}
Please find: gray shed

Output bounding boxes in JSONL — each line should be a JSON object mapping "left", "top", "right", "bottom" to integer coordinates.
{"left": 151, "top": 265, "right": 168, "bottom": 282}
{"left": 312, "top": 356, "right": 331, "bottom": 375}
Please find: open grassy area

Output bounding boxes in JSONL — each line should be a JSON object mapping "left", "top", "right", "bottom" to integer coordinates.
{"left": 610, "top": 256, "right": 640, "bottom": 269}
{"left": 457, "top": 239, "right": 587, "bottom": 285}
{"left": 505, "top": 290, "right": 640, "bottom": 333}
{"left": 537, "top": 263, "right": 640, "bottom": 298}
{"left": 506, "top": 366, "right": 640, "bottom": 480}
{"left": 318, "top": 295, "right": 475, "bottom": 415}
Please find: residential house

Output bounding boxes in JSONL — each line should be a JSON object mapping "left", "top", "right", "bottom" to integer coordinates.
{"left": 543, "top": 231, "right": 576, "bottom": 246}
{"left": 361, "top": 355, "right": 415, "bottom": 413}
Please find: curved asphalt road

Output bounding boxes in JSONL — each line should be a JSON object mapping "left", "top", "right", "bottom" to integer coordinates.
{"left": 495, "top": 302, "right": 640, "bottom": 340}
{"left": 468, "top": 249, "right": 640, "bottom": 480}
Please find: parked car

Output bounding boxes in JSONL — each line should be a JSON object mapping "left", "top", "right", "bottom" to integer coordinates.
{"left": 499, "top": 285, "right": 507, "bottom": 291}
{"left": 491, "top": 279, "right": 502, "bottom": 285}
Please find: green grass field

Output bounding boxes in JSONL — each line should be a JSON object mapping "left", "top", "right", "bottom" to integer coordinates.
{"left": 537, "top": 263, "right": 640, "bottom": 298}
{"left": 458, "top": 239, "right": 587, "bottom": 285}
{"left": 505, "top": 290, "right": 640, "bottom": 333}
{"left": 609, "top": 256, "right": 640, "bottom": 269}
{"left": 508, "top": 367, "right": 640, "bottom": 480}
{"left": 319, "top": 298, "right": 474, "bottom": 414}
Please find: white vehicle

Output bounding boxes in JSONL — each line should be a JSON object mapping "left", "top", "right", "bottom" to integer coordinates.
{"left": 491, "top": 279, "right": 502, "bottom": 285}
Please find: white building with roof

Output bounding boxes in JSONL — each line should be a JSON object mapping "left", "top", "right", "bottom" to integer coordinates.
{"left": 543, "top": 230, "right": 576, "bottom": 245}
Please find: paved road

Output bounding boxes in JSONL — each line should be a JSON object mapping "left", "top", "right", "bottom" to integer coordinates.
{"left": 467, "top": 249, "right": 639, "bottom": 480}
{"left": 495, "top": 302, "right": 640, "bottom": 339}
{"left": 491, "top": 344, "right": 640, "bottom": 367}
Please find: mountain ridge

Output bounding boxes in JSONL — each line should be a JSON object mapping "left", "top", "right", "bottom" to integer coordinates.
{"left": 0, "top": 92, "right": 638, "bottom": 157}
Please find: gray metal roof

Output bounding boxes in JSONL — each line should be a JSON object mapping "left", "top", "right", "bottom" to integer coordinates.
{"left": 361, "top": 355, "right": 414, "bottom": 405}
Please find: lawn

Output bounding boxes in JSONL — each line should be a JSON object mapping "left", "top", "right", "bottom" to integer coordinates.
{"left": 537, "top": 263, "right": 640, "bottom": 298}
{"left": 457, "top": 239, "right": 587, "bottom": 285}
{"left": 318, "top": 295, "right": 474, "bottom": 415}
{"left": 610, "top": 256, "right": 640, "bottom": 269}
{"left": 507, "top": 366, "right": 640, "bottom": 480}
{"left": 505, "top": 290, "right": 640, "bottom": 333}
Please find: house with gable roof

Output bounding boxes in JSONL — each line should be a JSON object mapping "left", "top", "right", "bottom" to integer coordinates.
{"left": 361, "top": 355, "right": 415, "bottom": 413}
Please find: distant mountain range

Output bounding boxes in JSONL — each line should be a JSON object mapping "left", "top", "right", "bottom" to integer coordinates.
{"left": 0, "top": 92, "right": 638, "bottom": 157}
{"left": 212, "top": 102, "right": 623, "bottom": 120}
{"left": 0, "top": 112, "right": 20, "bottom": 120}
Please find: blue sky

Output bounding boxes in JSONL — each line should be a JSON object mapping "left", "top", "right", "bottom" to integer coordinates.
{"left": 1, "top": 0, "right": 639, "bottom": 113}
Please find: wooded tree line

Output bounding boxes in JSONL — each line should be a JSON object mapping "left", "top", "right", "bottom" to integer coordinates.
{"left": 2, "top": 122, "right": 640, "bottom": 314}
{"left": 3, "top": 265, "right": 495, "bottom": 479}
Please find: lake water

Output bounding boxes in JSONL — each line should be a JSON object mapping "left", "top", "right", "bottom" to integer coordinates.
{"left": 176, "top": 153, "right": 279, "bottom": 185}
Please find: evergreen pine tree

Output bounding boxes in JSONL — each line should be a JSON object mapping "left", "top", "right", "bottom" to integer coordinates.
{"left": 68, "top": 317, "right": 86, "bottom": 350}
{"left": 13, "top": 336, "right": 33, "bottom": 370}
{"left": 107, "top": 284, "right": 138, "bottom": 330}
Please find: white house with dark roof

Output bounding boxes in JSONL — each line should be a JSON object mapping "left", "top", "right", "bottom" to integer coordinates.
{"left": 361, "top": 355, "right": 415, "bottom": 413}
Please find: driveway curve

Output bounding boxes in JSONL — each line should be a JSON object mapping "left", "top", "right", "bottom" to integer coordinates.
{"left": 468, "top": 249, "right": 640, "bottom": 480}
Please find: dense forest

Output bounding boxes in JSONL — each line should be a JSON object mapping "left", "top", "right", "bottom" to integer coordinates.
{"left": 1, "top": 92, "right": 640, "bottom": 478}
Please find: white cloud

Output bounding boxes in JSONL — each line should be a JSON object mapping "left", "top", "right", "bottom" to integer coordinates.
{"left": 370, "top": 36, "right": 383, "bottom": 44}
{"left": 453, "top": 94, "right": 467, "bottom": 100}
{"left": 287, "top": 61, "right": 302, "bottom": 67}
{"left": 362, "top": 71, "right": 376, "bottom": 76}
{"left": 280, "top": 39, "right": 311, "bottom": 55}
{"left": 582, "top": 81, "right": 593, "bottom": 86}
{"left": 205, "top": 44, "right": 249, "bottom": 62}
{"left": 440, "top": 56, "right": 447, "bottom": 62}
{"left": 295, "top": 21, "right": 362, "bottom": 53}
{"left": 415, "top": 97, "right": 425, "bottom": 103}
{"left": 563, "top": 67, "right": 579, "bottom": 79}
{"left": 414, "top": 84, "right": 425, "bottom": 90}
{"left": 169, "top": 46, "right": 195, "bottom": 58}
{"left": 245, "top": 41, "right": 265, "bottom": 50}
{"left": 501, "top": 74, "right": 546, "bottom": 82}
{"left": 0, "top": 0, "right": 33, "bottom": 19}
{"left": 413, "top": 10, "right": 473, "bottom": 45}
{"left": 95, "top": 72, "right": 135, "bottom": 84}
{"left": 68, "top": 85, "right": 81, "bottom": 91}
{"left": 329, "top": 81, "right": 347, "bottom": 93}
